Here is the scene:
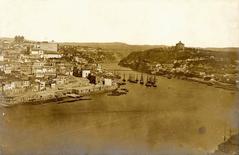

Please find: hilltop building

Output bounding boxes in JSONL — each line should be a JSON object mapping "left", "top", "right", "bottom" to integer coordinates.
{"left": 175, "top": 41, "right": 185, "bottom": 51}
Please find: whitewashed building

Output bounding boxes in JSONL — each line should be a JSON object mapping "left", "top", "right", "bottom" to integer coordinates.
{"left": 4, "top": 65, "right": 12, "bottom": 74}
{"left": 39, "top": 81, "right": 46, "bottom": 91}
{"left": 3, "top": 82, "right": 16, "bottom": 91}
{"left": 104, "top": 78, "right": 112, "bottom": 86}
{"left": 22, "top": 80, "right": 30, "bottom": 87}
{"left": 51, "top": 83, "right": 56, "bottom": 89}
{"left": 31, "top": 49, "right": 44, "bottom": 56}
{"left": 43, "top": 51, "right": 62, "bottom": 59}
{"left": 82, "top": 70, "right": 91, "bottom": 78}
{"left": 34, "top": 68, "right": 44, "bottom": 78}
{"left": 0, "top": 55, "right": 4, "bottom": 61}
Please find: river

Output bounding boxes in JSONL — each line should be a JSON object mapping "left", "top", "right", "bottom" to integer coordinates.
{"left": 0, "top": 63, "right": 238, "bottom": 155}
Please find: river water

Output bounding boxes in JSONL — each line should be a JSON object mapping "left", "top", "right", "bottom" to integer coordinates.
{"left": 0, "top": 64, "right": 238, "bottom": 155}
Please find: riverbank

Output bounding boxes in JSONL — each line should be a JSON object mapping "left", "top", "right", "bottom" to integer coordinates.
{"left": 118, "top": 47, "right": 238, "bottom": 92}
{"left": 0, "top": 83, "right": 118, "bottom": 107}
{"left": 187, "top": 77, "right": 238, "bottom": 91}
{"left": 117, "top": 63, "right": 238, "bottom": 91}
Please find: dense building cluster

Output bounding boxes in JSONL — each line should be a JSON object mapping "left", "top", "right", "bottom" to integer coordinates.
{"left": 0, "top": 38, "right": 116, "bottom": 99}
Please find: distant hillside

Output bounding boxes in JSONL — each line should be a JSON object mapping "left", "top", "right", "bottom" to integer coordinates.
{"left": 59, "top": 42, "right": 165, "bottom": 50}
{"left": 59, "top": 42, "right": 165, "bottom": 57}
{"left": 205, "top": 47, "right": 239, "bottom": 53}
{"left": 120, "top": 47, "right": 239, "bottom": 66}
{"left": 0, "top": 37, "right": 14, "bottom": 42}
{"left": 2, "top": 37, "right": 238, "bottom": 58}
{"left": 119, "top": 47, "right": 238, "bottom": 89}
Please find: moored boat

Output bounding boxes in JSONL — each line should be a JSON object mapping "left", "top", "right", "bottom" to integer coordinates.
{"left": 122, "top": 74, "right": 126, "bottom": 82}
{"left": 145, "top": 76, "right": 152, "bottom": 87}
{"left": 145, "top": 75, "right": 157, "bottom": 87}
{"left": 152, "top": 75, "right": 157, "bottom": 87}
{"left": 108, "top": 89, "right": 127, "bottom": 96}
{"left": 140, "top": 73, "right": 144, "bottom": 84}
{"left": 135, "top": 74, "right": 139, "bottom": 83}
{"left": 120, "top": 88, "right": 129, "bottom": 92}
{"left": 66, "top": 94, "right": 82, "bottom": 98}
{"left": 167, "top": 74, "right": 172, "bottom": 79}
{"left": 128, "top": 74, "right": 137, "bottom": 83}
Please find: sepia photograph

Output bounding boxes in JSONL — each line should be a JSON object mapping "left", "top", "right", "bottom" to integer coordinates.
{"left": 0, "top": 0, "right": 239, "bottom": 154}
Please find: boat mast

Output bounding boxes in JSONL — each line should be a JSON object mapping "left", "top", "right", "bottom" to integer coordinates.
{"left": 140, "top": 74, "right": 143, "bottom": 81}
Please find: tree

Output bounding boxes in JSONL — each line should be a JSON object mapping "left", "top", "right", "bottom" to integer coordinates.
{"left": 14, "top": 35, "right": 25, "bottom": 43}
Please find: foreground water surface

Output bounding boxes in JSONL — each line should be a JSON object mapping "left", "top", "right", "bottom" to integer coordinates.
{"left": 0, "top": 64, "right": 238, "bottom": 155}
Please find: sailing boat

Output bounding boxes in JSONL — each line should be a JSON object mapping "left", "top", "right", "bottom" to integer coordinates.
{"left": 145, "top": 75, "right": 152, "bottom": 87}
{"left": 128, "top": 74, "right": 131, "bottom": 82}
{"left": 122, "top": 74, "right": 126, "bottom": 82}
{"left": 128, "top": 74, "right": 137, "bottom": 83}
{"left": 115, "top": 71, "right": 121, "bottom": 79}
{"left": 152, "top": 75, "right": 157, "bottom": 87}
{"left": 135, "top": 74, "right": 139, "bottom": 83}
{"left": 140, "top": 74, "right": 144, "bottom": 84}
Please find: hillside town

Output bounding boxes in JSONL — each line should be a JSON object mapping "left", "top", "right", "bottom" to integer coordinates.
{"left": 119, "top": 41, "right": 239, "bottom": 90}
{"left": 0, "top": 37, "right": 119, "bottom": 106}
{"left": 1, "top": 38, "right": 238, "bottom": 106}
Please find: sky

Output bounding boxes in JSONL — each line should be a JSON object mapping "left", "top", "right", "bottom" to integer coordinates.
{"left": 0, "top": 0, "right": 239, "bottom": 47}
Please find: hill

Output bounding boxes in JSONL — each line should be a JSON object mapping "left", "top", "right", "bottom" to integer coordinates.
{"left": 205, "top": 47, "right": 239, "bottom": 53}
{"left": 59, "top": 42, "right": 165, "bottom": 57}
{"left": 0, "top": 37, "right": 14, "bottom": 42}
{"left": 119, "top": 47, "right": 238, "bottom": 90}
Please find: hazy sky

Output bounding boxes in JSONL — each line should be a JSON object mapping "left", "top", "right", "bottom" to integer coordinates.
{"left": 0, "top": 0, "right": 238, "bottom": 47}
